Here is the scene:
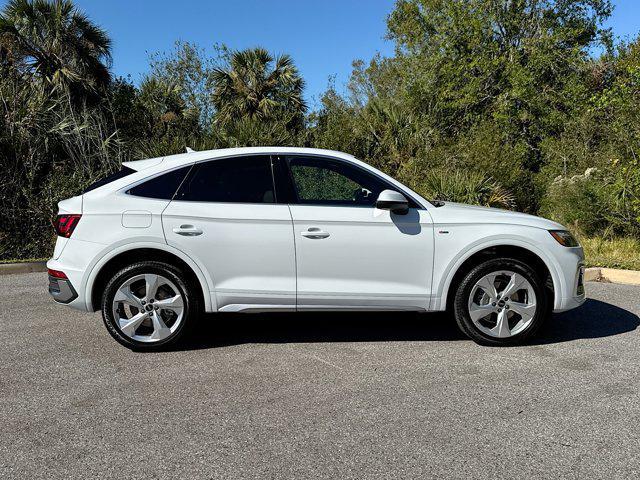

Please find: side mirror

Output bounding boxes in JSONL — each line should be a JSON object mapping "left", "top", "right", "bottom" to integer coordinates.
{"left": 376, "top": 189, "right": 409, "bottom": 214}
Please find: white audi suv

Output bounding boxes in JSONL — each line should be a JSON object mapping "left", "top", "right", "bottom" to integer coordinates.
{"left": 47, "top": 147, "right": 585, "bottom": 349}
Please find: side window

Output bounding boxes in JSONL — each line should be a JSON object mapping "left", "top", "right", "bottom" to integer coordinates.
{"left": 175, "top": 156, "right": 275, "bottom": 203}
{"left": 84, "top": 166, "right": 135, "bottom": 193}
{"left": 287, "top": 156, "right": 390, "bottom": 207}
{"left": 127, "top": 165, "right": 192, "bottom": 199}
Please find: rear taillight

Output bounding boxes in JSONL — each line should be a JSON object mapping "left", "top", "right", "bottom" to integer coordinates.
{"left": 48, "top": 268, "right": 68, "bottom": 279}
{"left": 55, "top": 214, "right": 82, "bottom": 238}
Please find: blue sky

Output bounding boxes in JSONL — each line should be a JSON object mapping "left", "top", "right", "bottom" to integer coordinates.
{"left": 70, "top": 0, "right": 397, "bottom": 108}
{"left": 24, "top": 1, "right": 640, "bottom": 108}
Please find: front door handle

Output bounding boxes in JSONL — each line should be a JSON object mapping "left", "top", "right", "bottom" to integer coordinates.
{"left": 301, "top": 227, "right": 330, "bottom": 239}
{"left": 173, "top": 225, "right": 203, "bottom": 236}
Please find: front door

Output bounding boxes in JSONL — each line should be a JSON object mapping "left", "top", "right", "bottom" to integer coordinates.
{"left": 281, "top": 155, "right": 434, "bottom": 310}
{"left": 162, "top": 155, "right": 296, "bottom": 311}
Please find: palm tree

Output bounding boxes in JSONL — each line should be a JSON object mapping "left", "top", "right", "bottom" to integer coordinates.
{"left": 211, "top": 47, "right": 306, "bottom": 127}
{"left": 0, "top": 0, "right": 112, "bottom": 102}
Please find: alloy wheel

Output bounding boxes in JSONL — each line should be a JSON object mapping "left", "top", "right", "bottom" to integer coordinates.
{"left": 112, "top": 273, "right": 185, "bottom": 343}
{"left": 467, "top": 270, "right": 537, "bottom": 338}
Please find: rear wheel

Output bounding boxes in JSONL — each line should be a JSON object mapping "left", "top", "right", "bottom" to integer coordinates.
{"left": 452, "top": 258, "right": 550, "bottom": 346}
{"left": 101, "top": 261, "right": 198, "bottom": 350}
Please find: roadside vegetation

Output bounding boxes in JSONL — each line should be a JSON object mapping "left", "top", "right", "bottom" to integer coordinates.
{"left": 1, "top": 0, "right": 639, "bottom": 267}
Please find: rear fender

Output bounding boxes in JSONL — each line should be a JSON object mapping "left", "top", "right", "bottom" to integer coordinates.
{"left": 84, "top": 241, "right": 215, "bottom": 312}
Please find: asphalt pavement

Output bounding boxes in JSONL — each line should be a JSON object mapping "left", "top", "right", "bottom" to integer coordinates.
{"left": 1, "top": 272, "right": 639, "bottom": 479}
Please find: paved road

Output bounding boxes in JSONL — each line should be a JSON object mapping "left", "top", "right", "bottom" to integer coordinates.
{"left": 1, "top": 273, "right": 639, "bottom": 479}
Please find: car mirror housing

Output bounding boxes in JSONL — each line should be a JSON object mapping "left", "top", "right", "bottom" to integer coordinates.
{"left": 376, "top": 189, "right": 409, "bottom": 214}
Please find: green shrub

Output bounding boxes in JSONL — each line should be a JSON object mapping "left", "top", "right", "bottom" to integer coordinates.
{"left": 542, "top": 164, "right": 640, "bottom": 236}
{"left": 413, "top": 169, "right": 515, "bottom": 209}
{"left": 542, "top": 168, "right": 608, "bottom": 234}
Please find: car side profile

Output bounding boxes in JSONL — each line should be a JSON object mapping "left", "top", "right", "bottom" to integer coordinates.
{"left": 47, "top": 147, "right": 585, "bottom": 349}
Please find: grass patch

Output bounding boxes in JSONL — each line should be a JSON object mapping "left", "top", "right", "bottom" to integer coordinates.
{"left": 579, "top": 235, "right": 640, "bottom": 271}
{"left": 0, "top": 258, "right": 47, "bottom": 264}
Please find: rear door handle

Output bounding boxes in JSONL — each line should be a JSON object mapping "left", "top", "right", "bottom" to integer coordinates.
{"left": 173, "top": 225, "right": 203, "bottom": 236}
{"left": 301, "top": 227, "right": 330, "bottom": 239}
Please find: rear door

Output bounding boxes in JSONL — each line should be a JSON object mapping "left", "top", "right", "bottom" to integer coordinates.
{"left": 277, "top": 155, "right": 434, "bottom": 311}
{"left": 162, "top": 155, "right": 296, "bottom": 311}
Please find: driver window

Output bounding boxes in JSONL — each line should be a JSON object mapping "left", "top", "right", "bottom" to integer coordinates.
{"left": 287, "top": 156, "right": 388, "bottom": 207}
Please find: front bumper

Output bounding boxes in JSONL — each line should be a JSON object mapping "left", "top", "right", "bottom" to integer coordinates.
{"left": 48, "top": 275, "right": 78, "bottom": 304}
{"left": 553, "top": 262, "right": 586, "bottom": 313}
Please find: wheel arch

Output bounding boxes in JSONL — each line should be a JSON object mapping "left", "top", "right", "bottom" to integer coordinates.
{"left": 85, "top": 243, "right": 214, "bottom": 312}
{"left": 436, "top": 238, "right": 562, "bottom": 312}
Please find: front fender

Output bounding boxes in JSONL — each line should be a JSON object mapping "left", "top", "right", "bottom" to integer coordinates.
{"left": 431, "top": 234, "right": 563, "bottom": 311}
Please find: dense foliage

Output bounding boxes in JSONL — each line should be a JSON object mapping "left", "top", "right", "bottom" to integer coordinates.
{"left": 1, "top": 0, "right": 639, "bottom": 261}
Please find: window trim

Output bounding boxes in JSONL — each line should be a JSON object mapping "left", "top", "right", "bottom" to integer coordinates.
{"left": 277, "top": 154, "right": 425, "bottom": 209}
{"left": 119, "top": 152, "right": 426, "bottom": 208}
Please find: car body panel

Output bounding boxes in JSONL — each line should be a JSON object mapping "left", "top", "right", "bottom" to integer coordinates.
{"left": 290, "top": 205, "right": 434, "bottom": 310}
{"left": 427, "top": 204, "right": 585, "bottom": 312}
{"left": 48, "top": 239, "right": 215, "bottom": 312}
{"left": 162, "top": 201, "right": 296, "bottom": 311}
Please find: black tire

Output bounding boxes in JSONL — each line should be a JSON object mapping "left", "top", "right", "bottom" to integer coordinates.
{"left": 101, "top": 261, "right": 199, "bottom": 351}
{"left": 452, "top": 257, "right": 550, "bottom": 346}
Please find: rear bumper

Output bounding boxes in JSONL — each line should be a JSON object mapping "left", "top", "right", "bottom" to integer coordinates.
{"left": 48, "top": 275, "right": 78, "bottom": 304}
{"left": 47, "top": 256, "right": 92, "bottom": 311}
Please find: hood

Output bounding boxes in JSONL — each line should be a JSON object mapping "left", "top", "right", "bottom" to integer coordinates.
{"left": 430, "top": 201, "right": 565, "bottom": 230}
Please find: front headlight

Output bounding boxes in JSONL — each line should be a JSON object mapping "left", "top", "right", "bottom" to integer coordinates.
{"left": 549, "top": 230, "right": 580, "bottom": 247}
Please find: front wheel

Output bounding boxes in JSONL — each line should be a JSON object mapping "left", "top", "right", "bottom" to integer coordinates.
{"left": 101, "top": 261, "right": 198, "bottom": 351}
{"left": 452, "top": 258, "right": 550, "bottom": 346}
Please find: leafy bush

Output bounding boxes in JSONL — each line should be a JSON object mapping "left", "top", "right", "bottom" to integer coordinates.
{"left": 542, "top": 164, "right": 640, "bottom": 236}
{"left": 414, "top": 169, "right": 515, "bottom": 209}
{"left": 541, "top": 168, "right": 607, "bottom": 234}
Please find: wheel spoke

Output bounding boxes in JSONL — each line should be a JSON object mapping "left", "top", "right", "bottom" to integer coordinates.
{"left": 155, "top": 294, "right": 184, "bottom": 313}
{"left": 509, "top": 301, "right": 536, "bottom": 321}
{"left": 144, "top": 274, "right": 161, "bottom": 301}
{"left": 150, "top": 311, "right": 171, "bottom": 340}
{"left": 114, "top": 286, "right": 143, "bottom": 308}
{"left": 500, "top": 273, "right": 526, "bottom": 300}
{"left": 476, "top": 273, "right": 499, "bottom": 301}
{"left": 119, "top": 312, "right": 146, "bottom": 337}
{"left": 491, "top": 309, "right": 511, "bottom": 338}
{"left": 469, "top": 303, "right": 495, "bottom": 322}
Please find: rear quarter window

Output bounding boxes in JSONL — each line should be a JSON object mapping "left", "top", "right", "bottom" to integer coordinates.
{"left": 83, "top": 166, "right": 135, "bottom": 193}
{"left": 127, "top": 166, "right": 193, "bottom": 200}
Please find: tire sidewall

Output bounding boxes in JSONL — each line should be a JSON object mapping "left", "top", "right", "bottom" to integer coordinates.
{"left": 101, "top": 261, "right": 193, "bottom": 350}
{"left": 453, "top": 258, "right": 550, "bottom": 346}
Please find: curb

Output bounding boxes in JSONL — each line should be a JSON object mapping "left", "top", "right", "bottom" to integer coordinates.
{"left": 0, "top": 261, "right": 47, "bottom": 276}
{"left": 585, "top": 267, "right": 640, "bottom": 286}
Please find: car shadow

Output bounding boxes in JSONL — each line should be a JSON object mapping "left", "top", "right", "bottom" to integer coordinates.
{"left": 172, "top": 298, "right": 639, "bottom": 351}
{"left": 532, "top": 298, "right": 640, "bottom": 345}
{"left": 177, "top": 311, "right": 463, "bottom": 350}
